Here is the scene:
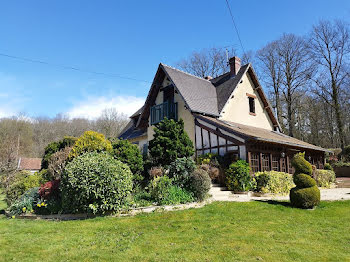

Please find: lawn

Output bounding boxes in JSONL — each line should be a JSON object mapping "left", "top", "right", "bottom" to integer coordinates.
{"left": 0, "top": 191, "right": 349, "bottom": 262}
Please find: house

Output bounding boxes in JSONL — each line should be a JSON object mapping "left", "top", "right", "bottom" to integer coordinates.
{"left": 17, "top": 157, "right": 42, "bottom": 173}
{"left": 119, "top": 57, "right": 327, "bottom": 173}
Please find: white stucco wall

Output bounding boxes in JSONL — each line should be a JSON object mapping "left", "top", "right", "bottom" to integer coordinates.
{"left": 219, "top": 73, "right": 274, "bottom": 130}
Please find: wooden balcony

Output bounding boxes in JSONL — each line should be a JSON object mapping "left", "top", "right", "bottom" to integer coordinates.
{"left": 150, "top": 101, "right": 178, "bottom": 125}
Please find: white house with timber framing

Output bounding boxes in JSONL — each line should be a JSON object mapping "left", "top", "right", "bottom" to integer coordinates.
{"left": 119, "top": 57, "right": 327, "bottom": 173}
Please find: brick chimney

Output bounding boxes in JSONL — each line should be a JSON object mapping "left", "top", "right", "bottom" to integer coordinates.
{"left": 229, "top": 56, "right": 241, "bottom": 76}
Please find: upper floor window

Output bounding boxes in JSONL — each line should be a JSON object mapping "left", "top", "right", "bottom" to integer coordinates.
{"left": 248, "top": 97, "right": 255, "bottom": 115}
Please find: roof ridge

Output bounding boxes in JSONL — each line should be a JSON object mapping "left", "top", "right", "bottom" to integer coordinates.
{"left": 160, "top": 63, "right": 212, "bottom": 83}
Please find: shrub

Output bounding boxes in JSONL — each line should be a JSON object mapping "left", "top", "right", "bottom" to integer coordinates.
{"left": 8, "top": 187, "right": 40, "bottom": 215}
{"left": 68, "top": 131, "right": 112, "bottom": 160}
{"left": 332, "top": 161, "right": 350, "bottom": 168}
{"left": 5, "top": 171, "right": 46, "bottom": 205}
{"left": 41, "top": 136, "right": 77, "bottom": 169}
{"left": 110, "top": 139, "right": 144, "bottom": 183}
{"left": 343, "top": 145, "right": 350, "bottom": 161}
{"left": 254, "top": 171, "right": 294, "bottom": 195}
{"left": 47, "top": 146, "right": 72, "bottom": 180}
{"left": 149, "top": 176, "right": 194, "bottom": 205}
{"left": 61, "top": 152, "right": 133, "bottom": 214}
{"left": 313, "top": 169, "right": 336, "bottom": 188}
{"left": 39, "top": 179, "right": 60, "bottom": 200}
{"left": 225, "top": 160, "right": 252, "bottom": 192}
{"left": 291, "top": 152, "right": 313, "bottom": 176}
{"left": 290, "top": 153, "right": 320, "bottom": 209}
{"left": 168, "top": 157, "right": 196, "bottom": 188}
{"left": 324, "top": 163, "right": 333, "bottom": 171}
{"left": 293, "top": 174, "right": 316, "bottom": 188}
{"left": 149, "top": 166, "right": 164, "bottom": 178}
{"left": 197, "top": 153, "right": 222, "bottom": 181}
{"left": 290, "top": 186, "right": 320, "bottom": 209}
{"left": 189, "top": 168, "right": 211, "bottom": 201}
{"left": 149, "top": 118, "right": 194, "bottom": 166}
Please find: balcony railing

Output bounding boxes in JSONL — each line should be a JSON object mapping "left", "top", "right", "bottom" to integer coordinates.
{"left": 150, "top": 101, "right": 178, "bottom": 125}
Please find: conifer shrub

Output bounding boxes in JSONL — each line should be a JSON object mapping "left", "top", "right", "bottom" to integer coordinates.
{"left": 61, "top": 152, "right": 132, "bottom": 214}
{"left": 110, "top": 139, "right": 144, "bottom": 184}
{"left": 289, "top": 153, "right": 320, "bottom": 209}
{"left": 189, "top": 168, "right": 211, "bottom": 201}
{"left": 149, "top": 118, "right": 194, "bottom": 166}
{"left": 68, "top": 131, "right": 112, "bottom": 160}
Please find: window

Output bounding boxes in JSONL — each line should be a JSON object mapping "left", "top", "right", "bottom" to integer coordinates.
{"left": 271, "top": 155, "right": 279, "bottom": 171}
{"left": 250, "top": 153, "right": 260, "bottom": 173}
{"left": 280, "top": 158, "right": 287, "bottom": 172}
{"left": 261, "top": 153, "right": 270, "bottom": 171}
{"left": 249, "top": 97, "right": 255, "bottom": 114}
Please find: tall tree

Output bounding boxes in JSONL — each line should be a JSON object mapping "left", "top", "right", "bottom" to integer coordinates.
{"left": 307, "top": 19, "right": 350, "bottom": 149}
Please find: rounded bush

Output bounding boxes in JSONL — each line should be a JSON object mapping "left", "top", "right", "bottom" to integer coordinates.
{"left": 61, "top": 152, "right": 132, "bottom": 214}
{"left": 225, "top": 160, "right": 252, "bottom": 192}
{"left": 291, "top": 153, "right": 313, "bottom": 176}
{"left": 68, "top": 131, "right": 112, "bottom": 159}
{"left": 290, "top": 186, "right": 320, "bottom": 209}
{"left": 293, "top": 174, "right": 316, "bottom": 188}
{"left": 168, "top": 157, "right": 196, "bottom": 188}
{"left": 189, "top": 168, "right": 211, "bottom": 201}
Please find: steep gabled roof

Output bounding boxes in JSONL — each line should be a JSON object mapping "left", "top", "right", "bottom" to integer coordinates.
{"left": 161, "top": 64, "right": 219, "bottom": 116}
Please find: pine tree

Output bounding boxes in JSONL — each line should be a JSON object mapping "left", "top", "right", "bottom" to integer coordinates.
{"left": 149, "top": 118, "right": 194, "bottom": 166}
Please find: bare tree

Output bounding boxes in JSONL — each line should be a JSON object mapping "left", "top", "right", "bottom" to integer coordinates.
{"left": 177, "top": 47, "right": 235, "bottom": 77}
{"left": 307, "top": 19, "right": 350, "bottom": 149}
{"left": 95, "top": 108, "right": 128, "bottom": 139}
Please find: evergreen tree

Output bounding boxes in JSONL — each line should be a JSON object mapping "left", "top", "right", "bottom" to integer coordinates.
{"left": 149, "top": 118, "right": 194, "bottom": 166}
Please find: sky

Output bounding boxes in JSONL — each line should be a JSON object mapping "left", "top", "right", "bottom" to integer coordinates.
{"left": 0, "top": 0, "right": 350, "bottom": 119}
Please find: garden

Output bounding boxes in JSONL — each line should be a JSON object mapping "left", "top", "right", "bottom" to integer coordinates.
{"left": 1, "top": 118, "right": 340, "bottom": 217}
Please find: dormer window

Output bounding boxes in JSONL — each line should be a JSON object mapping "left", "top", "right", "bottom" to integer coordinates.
{"left": 246, "top": 93, "right": 256, "bottom": 116}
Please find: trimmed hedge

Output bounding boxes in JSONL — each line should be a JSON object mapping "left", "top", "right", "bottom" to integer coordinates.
{"left": 313, "top": 169, "right": 336, "bottom": 188}
{"left": 61, "top": 152, "right": 133, "bottom": 214}
{"left": 291, "top": 153, "right": 313, "bottom": 176}
{"left": 189, "top": 168, "right": 211, "bottom": 201}
{"left": 290, "top": 186, "right": 320, "bottom": 209}
{"left": 254, "top": 171, "right": 294, "bottom": 195}
{"left": 293, "top": 174, "right": 316, "bottom": 188}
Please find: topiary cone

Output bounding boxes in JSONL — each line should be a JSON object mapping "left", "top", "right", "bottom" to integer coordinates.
{"left": 289, "top": 153, "right": 320, "bottom": 209}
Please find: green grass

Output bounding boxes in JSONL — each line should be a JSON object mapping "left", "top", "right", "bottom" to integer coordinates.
{"left": 0, "top": 191, "right": 350, "bottom": 262}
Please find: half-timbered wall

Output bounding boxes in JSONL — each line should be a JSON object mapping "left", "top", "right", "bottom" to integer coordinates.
{"left": 195, "top": 119, "right": 245, "bottom": 160}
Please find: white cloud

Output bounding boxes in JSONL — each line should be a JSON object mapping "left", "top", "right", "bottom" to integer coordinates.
{"left": 67, "top": 95, "right": 145, "bottom": 119}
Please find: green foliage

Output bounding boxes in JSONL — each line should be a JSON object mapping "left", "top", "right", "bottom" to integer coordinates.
{"left": 189, "top": 168, "right": 211, "bottom": 201}
{"left": 293, "top": 174, "right": 317, "bottom": 188}
{"left": 5, "top": 171, "right": 46, "bottom": 205}
{"left": 8, "top": 187, "right": 40, "bottom": 215}
{"left": 324, "top": 163, "right": 333, "bottom": 171}
{"left": 149, "top": 176, "right": 194, "bottom": 205}
{"left": 41, "top": 136, "right": 77, "bottom": 169}
{"left": 291, "top": 153, "right": 313, "bottom": 176}
{"left": 110, "top": 139, "right": 144, "bottom": 183}
{"left": 313, "top": 169, "right": 336, "bottom": 188}
{"left": 290, "top": 153, "right": 320, "bottom": 209}
{"left": 332, "top": 161, "right": 350, "bottom": 167}
{"left": 68, "top": 131, "right": 112, "bottom": 160}
{"left": 196, "top": 153, "right": 220, "bottom": 165}
{"left": 343, "top": 145, "right": 350, "bottom": 161}
{"left": 149, "top": 118, "right": 194, "bottom": 166}
{"left": 168, "top": 157, "right": 196, "bottom": 188}
{"left": 225, "top": 160, "right": 252, "bottom": 192}
{"left": 290, "top": 186, "right": 320, "bottom": 209}
{"left": 254, "top": 171, "right": 294, "bottom": 195}
{"left": 61, "top": 152, "right": 133, "bottom": 214}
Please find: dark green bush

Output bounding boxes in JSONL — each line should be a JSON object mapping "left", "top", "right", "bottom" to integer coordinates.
{"left": 291, "top": 153, "right": 313, "bottom": 176}
{"left": 289, "top": 153, "right": 320, "bottom": 209}
{"left": 41, "top": 136, "right": 77, "bottom": 169}
{"left": 61, "top": 152, "right": 133, "bottom": 214}
{"left": 168, "top": 157, "right": 196, "bottom": 188}
{"left": 189, "top": 168, "right": 211, "bottom": 201}
{"left": 149, "top": 118, "right": 194, "bottom": 166}
{"left": 290, "top": 186, "right": 320, "bottom": 209}
{"left": 293, "top": 174, "right": 316, "bottom": 188}
{"left": 68, "top": 131, "right": 112, "bottom": 160}
{"left": 110, "top": 139, "right": 144, "bottom": 184}
{"left": 225, "top": 160, "right": 252, "bottom": 192}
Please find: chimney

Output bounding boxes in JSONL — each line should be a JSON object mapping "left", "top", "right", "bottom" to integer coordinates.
{"left": 229, "top": 56, "right": 241, "bottom": 76}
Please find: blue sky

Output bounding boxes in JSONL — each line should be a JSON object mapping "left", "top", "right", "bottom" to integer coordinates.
{"left": 0, "top": 0, "right": 349, "bottom": 118}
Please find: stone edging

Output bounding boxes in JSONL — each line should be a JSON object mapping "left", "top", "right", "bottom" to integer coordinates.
{"left": 5, "top": 201, "right": 211, "bottom": 221}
